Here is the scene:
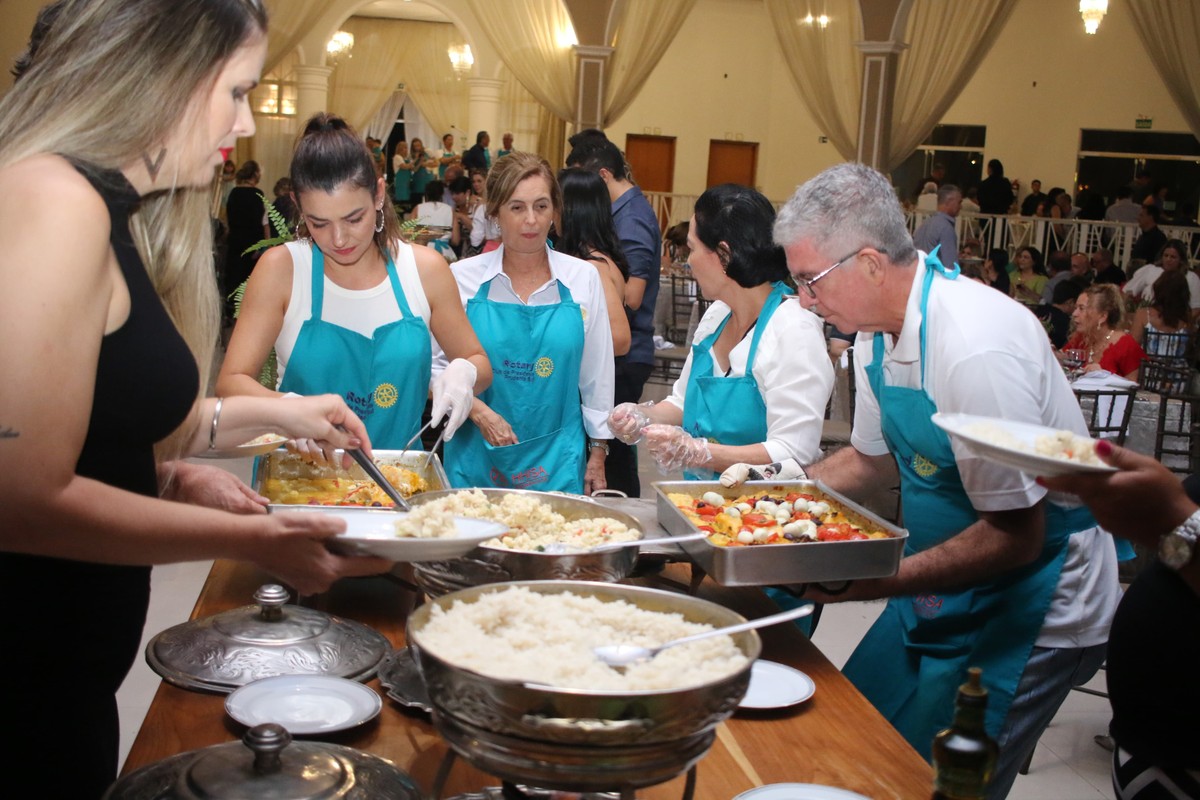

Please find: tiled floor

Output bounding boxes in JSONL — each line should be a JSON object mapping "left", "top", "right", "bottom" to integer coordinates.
{"left": 116, "top": 447, "right": 1117, "bottom": 799}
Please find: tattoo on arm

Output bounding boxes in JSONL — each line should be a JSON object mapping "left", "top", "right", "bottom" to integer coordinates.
{"left": 0, "top": 426, "right": 19, "bottom": 439}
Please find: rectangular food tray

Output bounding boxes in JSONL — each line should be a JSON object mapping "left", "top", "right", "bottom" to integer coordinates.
{"left": 654, "top": 480, "right": 908, "bottom": 587}
{"left": 253, "top": 449, "right": 449, "bottom": 512}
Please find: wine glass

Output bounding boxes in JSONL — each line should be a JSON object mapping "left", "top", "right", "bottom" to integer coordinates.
{"left": 1061, "top": 348, "right": 1087, "bottom": 381}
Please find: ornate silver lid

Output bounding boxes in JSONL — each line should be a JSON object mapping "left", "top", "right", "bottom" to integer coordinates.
{"left": 103, "top": 724, "right": 423, "bottom": 800}
{"left": 146, "top": 585, "right": 389, "bottom": 693}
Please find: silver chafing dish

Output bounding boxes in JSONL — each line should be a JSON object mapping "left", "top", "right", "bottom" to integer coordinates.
{"left": 103, "top": 723, "right": 422, "bottom": 800}
{"left": 655, "top": 480, "right": 907, "bottom": 586}
{"left": 407, "top": 489, "right": 646, "bottom": 596}
{"left": 408, "top": 580, "right": 759, "bottom": 795}
{"left": 252, "top": 449, "right": 449, "bottom": 510}
{"left": 145, "top": 585, "right": 390, "bottom": 693}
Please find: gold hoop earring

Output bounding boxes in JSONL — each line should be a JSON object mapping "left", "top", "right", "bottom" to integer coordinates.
{"left": 376, "top": 206, "right": 385, "bottom": 233}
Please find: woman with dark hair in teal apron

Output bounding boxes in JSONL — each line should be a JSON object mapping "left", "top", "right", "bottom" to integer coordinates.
{"left": 217, "top": 113, "right": 492, "bottom": 453}
{"left": 608, "top": 184, "right": 832, "bottom": 479}
{"left": 443, "top": 152, "right": 615, "bottom": 495}
{"left": 410, "top": 138, "right": 433, "bottom": 202}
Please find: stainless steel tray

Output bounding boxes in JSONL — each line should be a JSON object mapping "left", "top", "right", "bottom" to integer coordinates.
{"left": 253, "top": 449, "right": 449, "bottom": 511}
{"left": 654, "top": 480, "right": 907, "bottom": 587}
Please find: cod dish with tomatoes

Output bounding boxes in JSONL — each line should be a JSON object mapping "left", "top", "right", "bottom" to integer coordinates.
{"left": 667, "top": 490, "right": 891, "bottom": 546}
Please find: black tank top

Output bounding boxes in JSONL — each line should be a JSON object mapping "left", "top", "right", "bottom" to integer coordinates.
{"left": 0, "top": 160, "right": 201, "bottom": 797}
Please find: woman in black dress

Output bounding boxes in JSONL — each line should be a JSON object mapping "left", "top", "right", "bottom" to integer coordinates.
{"left": 0, "top": 2, "right": 390, "bottom": 796}
{"left": 223, "top": 158, "right": 265, "bottom": 298}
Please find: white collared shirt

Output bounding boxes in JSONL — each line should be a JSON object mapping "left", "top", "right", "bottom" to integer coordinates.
{"left": 434, "top": 245, "right": 615, "bottom": 438}
{"left": 849, "top": 252, "right": 1118, "bottom": 647}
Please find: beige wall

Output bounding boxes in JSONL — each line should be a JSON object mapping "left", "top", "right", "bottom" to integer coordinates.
{"left": 0, "top": 0, "right": 44, "bottom": 94}
{"left": 605, "top": 0, "right": 841, "bottom": 201}
{"left": 609, "top": 0, "right": 1192, "bottom": 202}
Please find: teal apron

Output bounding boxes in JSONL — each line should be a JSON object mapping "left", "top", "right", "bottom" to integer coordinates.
{"left": 438, "top": 151, "right": 455, "bottom": 180}
{"left": 411, "top": 163, "right": 431, "bottom": 199}
{"left": 681, "top": 282, "right": 790, "bottom": 480}
{"left": 393, "top": 158, "right": 411, "bottom": 203}
{"left": 445, "top": 276, "right": 587, "bottom": 493}
{"left": 278, "top": 245, "right": 431, "bottom": 449}
{"left": 841, "top": 251, "right": 1092, "bottom": 759}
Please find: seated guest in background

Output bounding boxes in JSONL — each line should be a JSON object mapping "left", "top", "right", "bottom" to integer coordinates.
{"left": 267, "top": 177, "right": 296, "bottom": 239}
{"left": 607, "top": 184, "right": 832, "bottom": 479}
{"left": 1069, "top": 251, "right": 1093, "bottom": 285}
{"left": 960, "top": 187, "right": 980, "bottom": 214}
{"left": 1010, "top": 245, "right": 1048, "bottom": 308}
{"left": 1091, "top": 248, "right": 1127, "bottom": 285}
{"left": 442, "top": 162, "right": 465, "bottom": 206}
{"left": 983, "top": 247, "right": 1011, "bottom": 295}
{"left": 497, "top": 132, "right": 514, "bottom": 159}
{"left": 912, "top": 184, "right": 961, "bottom": 266}
{"left": 1038, "top": 444, "right": 1200, "bottom": 800}
{"left": 1065, "top": 283, "right": 1146, "bottom": 380}
{"left": 557, "top": 167, "right": 631, "bottom": 356}
{"left": 1105, "top": 185, "right": 1142, "bottom": 224}
{"left": 768, "top": 163, "right": 1118, "bottom": 799}
{"left": 1130, "top": 204, "right": 1168, "bottom": 265}
{"left": 218, "top": 114, "right": 491, "bottom": 453}
{"left": 467, "top": 168, "right": 500, "bottom": 256}
{"left": 912, "top": 162, "right": 945, "bottom": 202}
{"left": 410, "top": 180, "right": 460, "bottom": 260}
{"left": 1131, "top": 268, "right": 1192, "bottom": 365}
{"left": 448, "top": 175, "right": 475, "bottom": 257}
{"left": 1039, "top": 279, "right": 1084, "bottom": 350}
{"left": 1123, "top": 239, "right": 1200, "bottom": 317}
{"left": 1040, "top": 250, "right": 1072, "bottom": 304}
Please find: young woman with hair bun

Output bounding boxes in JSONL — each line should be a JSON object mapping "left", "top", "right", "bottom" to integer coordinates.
{"left": 218, "top": 113, "right": 491, "bottom": 456}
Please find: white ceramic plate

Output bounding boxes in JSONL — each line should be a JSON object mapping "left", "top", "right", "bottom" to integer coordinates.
{"left": 275, "top": 507, "right": 508, "bottom": 561}
{"left": 738, "top": 660, "right": 816, "bottom": 710}
{"left": 197, "top": 435, "right": 288, "bottom": 459}
{"left": 932, "top": 412, "right": 1116, "bottom": 477}
{"left": 225, "top": 675, "right": 382, "bottom": 735}
{"left": 734, "top": 784, "right": 870, "bottom": 800}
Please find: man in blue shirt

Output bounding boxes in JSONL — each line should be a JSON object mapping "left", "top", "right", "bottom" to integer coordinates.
{"left": 912, "top": 184, "right": 961, "bottom": 267}
{"left": 568, "top": 137, "right": 660, "bottom": 497}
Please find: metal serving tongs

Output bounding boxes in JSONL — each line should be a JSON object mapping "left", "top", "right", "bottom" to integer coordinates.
{"left": 337, "top": 425, "right": 411, "bottom": 511}
{"left": 400, "top": 418, "right": 449, "bottom": 476}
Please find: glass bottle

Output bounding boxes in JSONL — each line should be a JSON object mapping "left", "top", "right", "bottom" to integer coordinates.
{"left": 931, "top": 667, "right": 998, "bottom": 800}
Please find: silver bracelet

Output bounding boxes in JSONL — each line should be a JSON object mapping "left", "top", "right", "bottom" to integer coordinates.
{"left": 588, "top": 439, "right": 610, "bottom": 455}
{"left": 208, "top": 397, "right": 224, "bottom": 451}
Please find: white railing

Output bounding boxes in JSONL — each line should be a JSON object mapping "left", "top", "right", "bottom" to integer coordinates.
{"left": 645, "top": 190, "right": 1197, "bottom": 268}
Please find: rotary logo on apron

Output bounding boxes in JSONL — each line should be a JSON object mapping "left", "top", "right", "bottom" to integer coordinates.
{"left": 535, "top": 357, "right": 554, "bottom": 377}
{"left": 911, "top": 452, "right": 939, "bottom": 477}
{"left": 374, "top": 382, "right": 399, "bottom": 408}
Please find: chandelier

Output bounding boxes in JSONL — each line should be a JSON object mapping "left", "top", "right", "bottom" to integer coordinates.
{"left": 801, "top": 13, "right": 830, "bottom": 28}
{"left": 447, "top": 43, "right": 474, "bottom": 77}
{"left": 1079, "top": 0, "right": 1107, "bottom": 35}
{"left": 327, "top": 30, "right": 354, "bottom": 63}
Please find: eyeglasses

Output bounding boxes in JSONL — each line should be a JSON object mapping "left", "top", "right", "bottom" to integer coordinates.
{"left": 795, "top": 247, "right": 882, "bottom": 298}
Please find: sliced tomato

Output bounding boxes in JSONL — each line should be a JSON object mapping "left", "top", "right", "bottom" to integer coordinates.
{"left": 790, "top": 511, "right": 813, "bottom": 522}
{"left": 695, "top": 503, "right": 720, "bottom": 517}
{"left": 741, "top": 512, "right": 774, "bottom": 527}
{"left": 817, "top": 523, "right": 856, "bottom": 541}
{"left": 785, "top": 492, "right": 815, "bottom": 503}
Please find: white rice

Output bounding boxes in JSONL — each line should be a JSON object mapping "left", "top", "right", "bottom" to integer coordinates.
{"left": 414, "top": 586, "right": 748, "bottom": 691}
{"left": 401, "top": 489, "right": 639, "bottom": 551}
{"left": 393, "top": 504, "right": 458, "bottom": 539}
{"left": 967, "top": 422, "right": 1101, "bottom": 465}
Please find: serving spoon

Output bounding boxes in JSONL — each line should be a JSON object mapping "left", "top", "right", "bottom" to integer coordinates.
{"left": 593, "top": 603, "right": 816, "bottom": 669}
{"left": 540, "top": 531, "right": 711, "bottom": 555}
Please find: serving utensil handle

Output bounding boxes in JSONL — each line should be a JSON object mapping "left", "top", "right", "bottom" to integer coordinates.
{"left": 337, "top": 429, "right": 411, "bottom": 511}
{"left": 663, "top": 603, "right": 816, "bottom": 649}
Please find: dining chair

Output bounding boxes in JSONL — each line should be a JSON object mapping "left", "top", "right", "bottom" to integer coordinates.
{"left": 1072, "top": 386, "right": 1136, "bottom": 444}
{"left": 1140, "top": 360, "right": 1200, "bottom": 475}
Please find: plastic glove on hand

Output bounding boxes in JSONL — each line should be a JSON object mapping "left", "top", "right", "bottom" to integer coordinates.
{"left": 643, "top": 424, "right": 712, "bottom": 473}
{"left": 719, "top": 458, "right": 807, "bottom": 488}
{"left": 607, "top": 402, "right": 652, "bottom": 445}
{"left": 430, "top": 358, "right": 478, "bottom": 440}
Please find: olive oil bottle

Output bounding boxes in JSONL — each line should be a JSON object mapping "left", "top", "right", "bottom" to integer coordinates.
{"left": 931, "top": 667, "right": 998, "bottom": 800}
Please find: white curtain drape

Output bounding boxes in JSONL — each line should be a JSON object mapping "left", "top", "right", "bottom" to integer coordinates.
{"left": 763, "top": 0, "right": 861, "bottom": 161}
{"left": 464, "top": 0, "right": 576, "bottom": 124}
{"left": 602, "top": 0, "right": 698, "bottom": 126}
{"left": 1126, "top": 0, "right": 1200, "bottom": 142}
{"left": 364, "top": 90, "right": 408, "bottom": 141}
{"left": 262, "top": 0, "right": 330, "bottom": 75}
{"left": 887, "top": 0, "right": 1017, "bottom": 170}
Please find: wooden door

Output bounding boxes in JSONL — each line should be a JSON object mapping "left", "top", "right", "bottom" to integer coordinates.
{"left": 707, "top": 140, "right": 758, "bottom": 188}
{"left": 624, "top": 134, "right": 675, "bottom": 193}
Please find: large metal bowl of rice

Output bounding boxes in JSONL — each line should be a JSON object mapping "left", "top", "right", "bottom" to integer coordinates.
{"left": 406, "top": 580, "right": 760, "bottom": 754}
{"left": 407, "top": 489, "right": 645, "bottom": 596}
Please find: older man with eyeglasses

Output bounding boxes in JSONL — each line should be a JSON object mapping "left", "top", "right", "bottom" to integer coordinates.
{"left": 740, "top": 163, "right": 1120, "bottom": 800}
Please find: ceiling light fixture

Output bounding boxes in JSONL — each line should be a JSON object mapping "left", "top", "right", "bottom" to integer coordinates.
{"left": 327, "top": 30, "right": 354, "bottom": 64}
{"left": 1080, "top": 0, "right": 1107, "bottom": 35}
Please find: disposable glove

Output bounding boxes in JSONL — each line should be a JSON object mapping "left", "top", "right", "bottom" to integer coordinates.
{"left": 643, "top": 424, "right": 712, "bottom": 473}
{"left": 607, "top": 401, "right": 654, "bottom": 444}
{"left": 430, "top": 358, "right": 478, "bottom": 440}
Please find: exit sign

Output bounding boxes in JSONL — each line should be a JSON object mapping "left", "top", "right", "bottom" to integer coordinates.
{"left": 1136, "top": 118, "right": 1153, "bottom": 129}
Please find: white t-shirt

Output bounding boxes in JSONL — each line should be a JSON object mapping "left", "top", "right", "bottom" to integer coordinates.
{"left": 275, "top": 240, "right": 431, "bottom": 388}
{"left": 663, "top": 296, "right": 832, "bottom": 465}
{"left": 851, "top": 254, "right": 1118, "bottom": 648}
{"left": 414, "top": 201, "right": 453, "bottom": 230}
{"left": 435, "top": 245, "right": 615, "bottom": 439}
{"left": 1123, "top": 263, "right": 1200, "bottom": 309}
{"left": 469, "top": 204, "right": 501, "bottom": 248}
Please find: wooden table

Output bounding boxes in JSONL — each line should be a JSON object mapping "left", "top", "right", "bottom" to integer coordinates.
{"left": 123, "top": 560, "right": 932, "bottom": 799}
